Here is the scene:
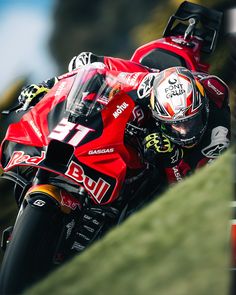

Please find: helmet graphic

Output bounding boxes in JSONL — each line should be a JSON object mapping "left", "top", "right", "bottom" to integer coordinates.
{"left": 150, "top": 67, "right": 209, "bottom": 147}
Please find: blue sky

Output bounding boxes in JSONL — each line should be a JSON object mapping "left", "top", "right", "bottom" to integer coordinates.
{"left": 0, "top": 0, "right": 58, "bottom": 94}
{"left": 0, "top": 0, "right": 55, "bottom": 11}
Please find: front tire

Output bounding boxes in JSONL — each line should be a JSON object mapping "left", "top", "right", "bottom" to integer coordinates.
{"left": 0, "top": 195, "right": 63, "bottom": 294}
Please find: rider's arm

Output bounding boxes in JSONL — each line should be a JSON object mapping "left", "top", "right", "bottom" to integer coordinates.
{"left": 18, "top": 70, "right": 80, "bottom": 111}
{"left": 165, "top": 75, "right": 231, "bottom": 184}
{"left": 143, "top": 131, "right": 185, "bottom": 184}
{"left": 199, "top": 75, "right": 229, "bottom": 109}
{"left": 18, "top": 77, "right": 58, "bottom": 111}
{"left": 189, "top": 102, "right": 230, "bottom": 167}
{"left": 68, "top": 51, "right": 152, "bottom": 73}
{"left": 198, "top": 74, "right": 231, "bottom": 159}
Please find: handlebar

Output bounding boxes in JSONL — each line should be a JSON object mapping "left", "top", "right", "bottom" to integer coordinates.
{"left": 1, "top": 103, "right": 24, "bottom": 115}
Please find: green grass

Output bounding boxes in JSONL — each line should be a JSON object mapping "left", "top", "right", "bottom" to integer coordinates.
{"left": 25, "top": 151, "right": 232, "bottom": 295}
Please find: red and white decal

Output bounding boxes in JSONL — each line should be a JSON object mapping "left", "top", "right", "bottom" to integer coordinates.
{"left": 5, "top": 151, "right": 46, "bottom": 170}
{"left": 60, "top": 189, "right": 82, "bottom": 210}
{"left": 65, "top": 161, "right": 110, "bottom": 203}
{"left": 117, "top": 72, "right": 140, "bottom": 87}
{"left": 48, "top": 118, "right": 94, "bottom": 146}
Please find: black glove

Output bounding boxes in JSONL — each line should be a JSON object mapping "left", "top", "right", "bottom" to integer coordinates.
{"left": 143, "top": 132, "right": 183, "bottom": 167}
{"left": 17, "top": 77, "right": 58, "bottom": 112}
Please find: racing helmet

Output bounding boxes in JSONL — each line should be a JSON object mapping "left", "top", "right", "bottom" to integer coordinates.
{"left": 150, "top": 67, "right": 209, "bottom": 147}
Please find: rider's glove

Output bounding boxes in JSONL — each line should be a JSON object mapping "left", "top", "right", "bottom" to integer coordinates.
{"left": 143, "top": 132, "right": 183, "bottom": 167}
{"left": 18, "top": 77, "right": 58, "bottom": 112}
{"left": 68, "top": 52, "right": 100, "bottom": 71}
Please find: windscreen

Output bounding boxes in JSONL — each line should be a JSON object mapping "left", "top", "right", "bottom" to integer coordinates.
{"left": 66, "top": 65, "right": 116, "bottom": 118}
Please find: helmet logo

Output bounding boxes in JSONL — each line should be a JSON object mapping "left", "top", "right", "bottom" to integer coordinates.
{"left": 152, "top": 68, "right": 202, "bottom": 121}
{"left": 168, "top": 77, "right": 178, "bottom": 85}
{"left": 173, "top": 106, "right": 191, "bottom": 119}
{"left": 165, "top": 82, "right": 185, "bottom": 99}
{"left": 137, "top": 74, "right": 156, "bottom": 99}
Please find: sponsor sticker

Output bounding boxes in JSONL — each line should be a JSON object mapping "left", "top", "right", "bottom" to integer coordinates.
{"left": 172, "top": 166, "right": 182, "bottom": 181}
{"left": 113, "top": 102, "right": 129, "bottom": 118}
{"left": 65, "top": 161, "right": 111, "bottom": 203}
{"left": 29, "top": 120, "right": 42, "bottom": 138}
{"left": 164, "top": 75, "right": 186, "bottom": 99}
{"left": 137, "top": 74, "right": 156, "bottom": 99}
{"left": 118, "top": 72, "right": 140, "bottom": 87}
{"left": 60, "top": 190, "right": 81, "bottom": 210}
{"left": 55, "top": 81, "right": 67, "bottom": 96}
{"left": 33, "top": 200, "right": 46, "bottom": 207}
{"left": 5, "top": 151, "right": 46, "bottom": 170}
{"left": 207, "top": 80, "right": 223, "bottom": 96}
{"left": 88, "top": 148, "right": 114, "bottom": 155}
{"left": 132, "top": 105, "right": 145, "bottom": 122}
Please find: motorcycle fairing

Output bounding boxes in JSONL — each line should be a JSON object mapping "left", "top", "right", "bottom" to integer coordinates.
{"left": 2, "top": 77, "right": 75, "bottom": 148}
{"left": 0, "top": 141, "right": 117, "bottom": 204}
{"left": 0, "top": 77, "right": 144, "bottom": 204}
{"left": 131, "top": 1, "right": 222, "bottom": 72}
{"left": 131, "top": 36, "right": 208, "bottom": 72}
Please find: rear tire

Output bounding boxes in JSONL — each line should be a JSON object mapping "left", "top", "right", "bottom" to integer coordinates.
{"left": 0, "top": 195, "right": 63, "bottom": 294}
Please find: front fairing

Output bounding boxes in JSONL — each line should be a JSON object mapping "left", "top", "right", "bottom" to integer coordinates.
{"left": 0, "top": 69, "right": 144, "bottom": 204}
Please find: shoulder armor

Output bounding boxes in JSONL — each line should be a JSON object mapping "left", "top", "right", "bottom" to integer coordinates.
{"left": 199, "top": 75, "right": 229, "bottom": 108}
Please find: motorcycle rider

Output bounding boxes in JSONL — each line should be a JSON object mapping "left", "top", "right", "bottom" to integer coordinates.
{"left": 18, "top": 55, "right": 230, "bottom": 184}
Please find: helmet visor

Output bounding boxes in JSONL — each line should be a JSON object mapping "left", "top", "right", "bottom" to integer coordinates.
{"left": 160, "top": 111, "right": 208, "bottom": 146}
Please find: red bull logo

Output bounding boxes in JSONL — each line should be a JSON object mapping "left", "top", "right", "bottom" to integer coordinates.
{"left": 65, "top": 161, "right": 110, "bottom": 203}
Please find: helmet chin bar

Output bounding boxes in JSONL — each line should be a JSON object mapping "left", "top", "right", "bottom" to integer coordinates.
{"left": 163, "top": 124, "right": 206, "bottom": 148}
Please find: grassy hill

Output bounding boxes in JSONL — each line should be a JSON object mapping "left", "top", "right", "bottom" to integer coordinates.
{"left": 25, "top": 151, "right": 232, "bottom": 295}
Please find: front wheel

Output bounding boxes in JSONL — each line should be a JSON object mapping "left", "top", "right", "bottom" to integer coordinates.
{"left": 0, "top": 195, "right": 63, "bottom": 294}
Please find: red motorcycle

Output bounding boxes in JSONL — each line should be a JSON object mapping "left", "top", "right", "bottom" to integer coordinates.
{"left": 0, "top": 1, "right": 222, "bottom": 294}
{"left": 131, "top": 1, "right": 222, "bottom": 72}
{"left": 0, "top": 66, "right": 162, "bottom": 294}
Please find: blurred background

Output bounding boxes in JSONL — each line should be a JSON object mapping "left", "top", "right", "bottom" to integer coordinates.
{"left": 0, "top": 0, "right": 235, "bottom": 95}
{"left": 0, "top": 0, "right": 235, "bottom": 260}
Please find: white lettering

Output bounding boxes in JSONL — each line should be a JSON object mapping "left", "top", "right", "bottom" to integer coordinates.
{"left": 207, "top": 80, "right": 223, "bottom": 95}
{"left": 5, "top": 151, "right": 46, "bottom": 170}
{"left": 88, "top": 148, "right": 114, "bottom": 155}
{"left": 65, "top": 161, "right": 111, "bottom": 203}
{"left": 113, "top": 102, "right": 129, "bottom": 118}
{"left": 172, "top": 166, "right": 182, "bottom": 181}
{"left": 29, "top": 120, "right": 42, "bottom": 138}
{"left": 55, "top": 81, "right": 67, "bottom": 96}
